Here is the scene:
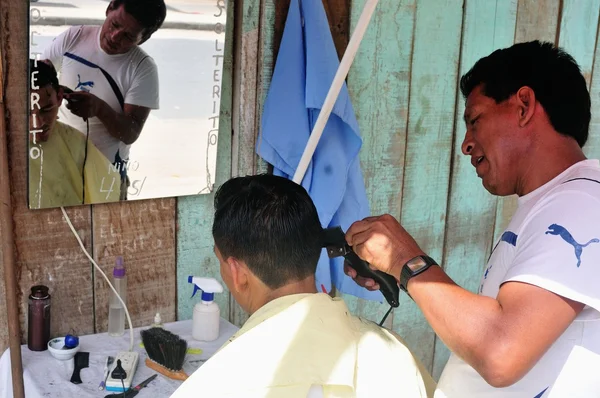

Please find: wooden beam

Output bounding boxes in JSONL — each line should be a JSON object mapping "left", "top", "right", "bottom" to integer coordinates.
{"left": 0, "top": 2, "right": 25, "bottom": 396}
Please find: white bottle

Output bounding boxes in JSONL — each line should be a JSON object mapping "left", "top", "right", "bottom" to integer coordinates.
{"left": 108, "top": 257, "right": 127, "bottom": 336}
{"left": 189, "top": 276, "right": 223, "bottom": 342}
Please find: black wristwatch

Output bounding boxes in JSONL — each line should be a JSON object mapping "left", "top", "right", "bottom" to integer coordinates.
{"left": 399, "top": 255, "right": 438, "bottom": 295}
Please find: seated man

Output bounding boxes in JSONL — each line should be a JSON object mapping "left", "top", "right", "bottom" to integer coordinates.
{"left": 171, "top": 174, "right": 435, "bottom": 398}
{"left": 29, "top": 59, "right": 121, "bottom": 208}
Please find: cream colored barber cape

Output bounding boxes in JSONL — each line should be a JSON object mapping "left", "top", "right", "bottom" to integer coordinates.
{"left": 29, "top": 121, "right": 121, "bottom": 208}
{"left": 171, "top": 293, "right": 435, "bottom": 398}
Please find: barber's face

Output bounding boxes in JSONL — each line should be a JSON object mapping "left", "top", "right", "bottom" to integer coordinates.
{"left": 100, "top": 3, "right": 144, "bottom": 55}
{"left": 461, "top": 85, "right": 523, "bottom": 196}
{"left": 30, "top": 85, "right": 62, "bottom": 143}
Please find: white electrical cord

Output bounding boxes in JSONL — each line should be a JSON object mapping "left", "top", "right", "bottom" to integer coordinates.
{"left": 60, "top": 206, "right": 135, "bottom": 352}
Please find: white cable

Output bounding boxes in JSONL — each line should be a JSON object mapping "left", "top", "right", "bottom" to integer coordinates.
{"left": 60, "top": 206, "right": 134, "bottom": 352}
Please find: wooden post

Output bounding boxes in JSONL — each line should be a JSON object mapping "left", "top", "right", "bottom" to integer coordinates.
{"left": 0, "top": 40, "right": 26, "bottom": 398}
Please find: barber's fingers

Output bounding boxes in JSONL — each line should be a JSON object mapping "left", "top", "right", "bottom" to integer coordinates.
{"left": 65, "top": 101, "right": 90, "bottom": 119}
{"left": 343, "top": 262, "right": 380, "bottom": 291}
{"left": 346, "top": 215, "right": 380, "bottom": 245}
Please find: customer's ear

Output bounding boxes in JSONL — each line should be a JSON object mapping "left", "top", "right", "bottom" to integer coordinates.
{"left": 228, "top": 257, "right": 249, "bottom": 293}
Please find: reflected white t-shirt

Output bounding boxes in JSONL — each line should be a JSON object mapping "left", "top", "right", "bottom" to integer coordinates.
{"left": 42, "top": 25, "right": 160, "bottom": 162}
{"left": 436, "top": 159, "right": 600, "bottom": 397}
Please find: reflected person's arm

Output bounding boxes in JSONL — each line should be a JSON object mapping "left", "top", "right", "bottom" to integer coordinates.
{"left": 95, "top": 101, "right": 151, "bottom": 145}
{"left": 64, "top": 91, "right": 150, "bottom": 145}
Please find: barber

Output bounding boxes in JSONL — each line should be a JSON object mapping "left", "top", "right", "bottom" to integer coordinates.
{"left": 345, "top": 40, "right": 600, "bottom": 397}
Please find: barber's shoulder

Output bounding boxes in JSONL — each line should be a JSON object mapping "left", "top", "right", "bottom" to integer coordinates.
{"left": 65, "top": 25, "right": 88, "bottom": 40}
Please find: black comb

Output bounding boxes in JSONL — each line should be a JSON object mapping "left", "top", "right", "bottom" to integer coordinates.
{"left": 70, "top": 351, "right": 89, "bottom": 384}
{"left": 322, "top": 226, "right": 400, "bottom": 308}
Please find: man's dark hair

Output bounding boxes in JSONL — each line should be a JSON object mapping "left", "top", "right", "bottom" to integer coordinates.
{"left": 30, "top": 59, "right": 59, "bottom": 92}
{"left": 110, "top": 0, "right": 167, "bottom": 43}
{"left": 460, "top": 40, "right": 591, "bottom": 147}
{"left": 212, "top": 174, "right": 323, "bottom": 290}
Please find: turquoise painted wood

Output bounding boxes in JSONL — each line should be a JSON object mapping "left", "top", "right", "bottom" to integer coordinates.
{"left": 558, "top": 0, "right": 600, "bottom": 160}
{"left": 586, "top": 20, "right": 600, "bottom": 159}
{"left": 342, "top": 0, "right": 417, "bottom": 327}
{"left": 557, "top": 0, "right": 600, "bottom": 87}
{"left": 395, "top": 0, "right": 464, "bottom": 372}
{"left": 177, "top": 0, "right": 234, "bottom": 321}
{"left": 433, "top": 0, "right": 518, "bottom": 380}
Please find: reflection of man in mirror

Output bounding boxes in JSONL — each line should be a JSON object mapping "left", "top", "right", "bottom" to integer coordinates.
{"left": 40, "top": 0, "right": 167, "bottom": 200}
{"left": 28, "top": 59, "right": 121, "bottom": 209}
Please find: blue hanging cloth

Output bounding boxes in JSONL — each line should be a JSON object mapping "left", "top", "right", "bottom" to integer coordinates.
{"left": 256, "top": 0, "right": 383, "bottom": 303}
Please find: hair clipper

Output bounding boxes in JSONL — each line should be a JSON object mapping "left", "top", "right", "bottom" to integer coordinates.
{"left": 322, "top": 226, "right": 400, "bottom": 308}
{"left": 60, "top": 86, "right": 79, "bottom": 103}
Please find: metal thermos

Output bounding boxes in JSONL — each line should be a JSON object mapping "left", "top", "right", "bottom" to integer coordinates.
{"left": 27, "top": 285, "right": 51, "bottom": 351}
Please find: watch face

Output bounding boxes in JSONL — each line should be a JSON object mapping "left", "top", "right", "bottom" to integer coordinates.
{"left": 406, "top": 257, "right": 427, "bottom": 272}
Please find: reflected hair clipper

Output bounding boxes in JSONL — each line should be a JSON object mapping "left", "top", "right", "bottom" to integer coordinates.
{"left": 322, "top": 226, "right": 400, "bottom": 308}
{"left": 60, "top": 85, "right": 79, "bottom": 103}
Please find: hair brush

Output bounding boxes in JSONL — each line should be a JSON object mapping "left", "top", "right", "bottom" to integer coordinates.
{"left": 140, "top": 327, "right": 189, "bottom": 381}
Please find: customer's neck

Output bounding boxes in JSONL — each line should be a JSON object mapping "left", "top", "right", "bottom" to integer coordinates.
{"left": 247, "top": 276, "right": 318, "bottom": 314}
{"left": 265, "top": 276, "right": 318, "bottom": 303}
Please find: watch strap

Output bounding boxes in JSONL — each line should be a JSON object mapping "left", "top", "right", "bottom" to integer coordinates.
{"left": 399, "top": 255, "right": 437, "bottom": 294}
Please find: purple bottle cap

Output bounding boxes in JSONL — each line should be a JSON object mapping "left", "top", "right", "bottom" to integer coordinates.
{"left": 113, "top": 256, "right": 126, "bottom": 278}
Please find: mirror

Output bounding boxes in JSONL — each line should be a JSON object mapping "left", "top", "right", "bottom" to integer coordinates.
{"left": 28, "top": 0, "right": 227, "bottom": 209}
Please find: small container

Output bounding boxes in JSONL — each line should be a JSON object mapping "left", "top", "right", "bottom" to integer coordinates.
{"left": 108, "top": 257, "right": 127, "bottom": 337}
{"left": 27, "top": 285, "right": 51, "bottom": 351}
{"left": 151, "top": 312, "right": 163, "bottom": 328}
{"left": 48, "top": 336, "right": 80, "bottom": 361}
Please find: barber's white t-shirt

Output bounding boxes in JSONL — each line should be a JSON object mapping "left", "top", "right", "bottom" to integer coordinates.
{"left": 42, "top": 25, "right": 159, "bottom": 162}
{"left": 436, "top": 159, "right": 600, "bottom": 398}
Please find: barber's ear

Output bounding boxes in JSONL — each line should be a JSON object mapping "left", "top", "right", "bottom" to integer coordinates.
{"left": 516, "top": 86, "right": 536, "bottom": 127}
{"left": 227, "top": 257, "right": 249, "bottom": 293}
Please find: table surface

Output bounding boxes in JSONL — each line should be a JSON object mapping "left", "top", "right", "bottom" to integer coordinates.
{"left": 0, "top": 318, "right": 239, "bottom": 398}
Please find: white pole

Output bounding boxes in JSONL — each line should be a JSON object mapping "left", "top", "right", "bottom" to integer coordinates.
{"left": 292, "top": 0, "right": 380, "bottom": 184}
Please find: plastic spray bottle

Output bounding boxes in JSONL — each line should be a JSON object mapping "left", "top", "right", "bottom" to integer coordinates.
{"left": 108, "top": 257, "right": 127, "bottom": 336}
{"left": 189, "top": 276, "right": 223, "bottom": 342}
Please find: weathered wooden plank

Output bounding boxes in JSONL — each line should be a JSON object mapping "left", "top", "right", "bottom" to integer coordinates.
{"left": 1, "top": 0, "right": 96, "bottom": 346}
{"left": 557, "top": 0, "right": 600, "bottom": 87}
{"left": 585, "top": 22, "right": 600, "bottom": 159}
{"left": 92, "top": 199, "right": 176, "bottom": 332}
{"left": 229, "top": 0, "right": 265, "bottom": 326}
{"left": 342, "top": 0, "right": 416, "bottom": 328}
{"left": 432, "top": 0, "right": 518, "bottom": 380}
{"left": 322, "top": 0, "right": 352, "bottom": 61}
{"left": 255, "top": 0, "right": 277, "bottom": 176}
{"left": 494, "top": 0, "right": 561, "bottom": 243}
{"left": 232, "top": 0, "right": 261, "bottom": 180}
{"left": 177, "top": 0, "right": 235, "bottom": 323}
{"left": 514, "top": 0, "right": 562, "bottom": 44}
{"left": 397, "top": 0, "right": 464, "bottom": 372}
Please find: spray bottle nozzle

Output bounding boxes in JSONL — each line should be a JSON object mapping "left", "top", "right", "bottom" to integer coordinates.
{"left": 188, "top": 276, "right": 201, "bottom": 298}
{"left": 188, "top": 276, "right": 224, "bottom": 301}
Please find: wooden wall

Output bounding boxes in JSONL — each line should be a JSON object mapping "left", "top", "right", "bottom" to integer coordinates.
{"left": 1, "top": 0, "right": 599, "bottom": 384}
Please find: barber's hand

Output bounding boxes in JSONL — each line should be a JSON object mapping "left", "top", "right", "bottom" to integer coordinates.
{"left": 344, "top": 214, "right": 425, "bottom": 290}
{"left": 64, "top": 91, "right": 103, "bottom": 121}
